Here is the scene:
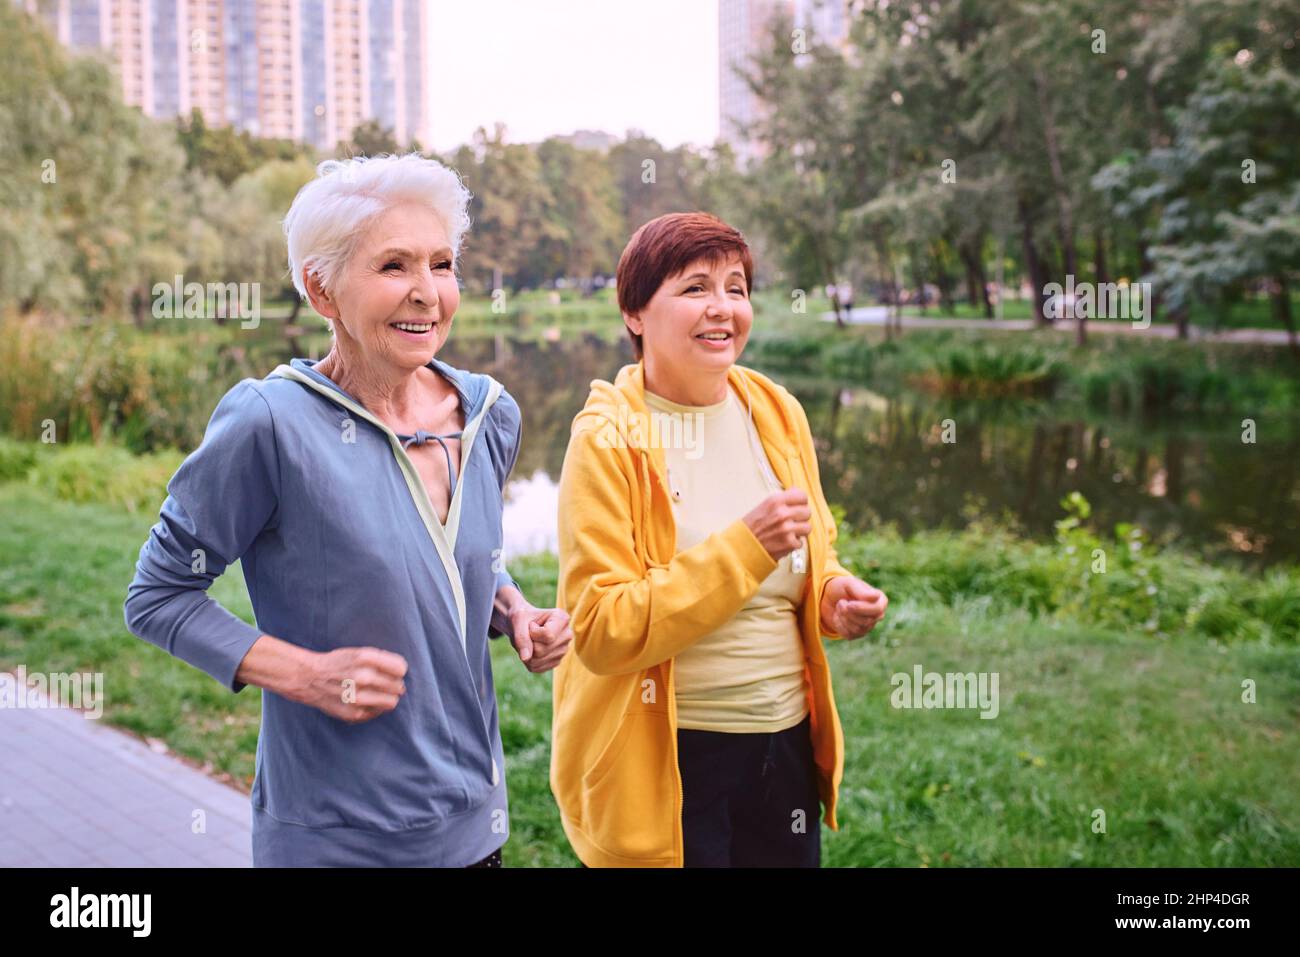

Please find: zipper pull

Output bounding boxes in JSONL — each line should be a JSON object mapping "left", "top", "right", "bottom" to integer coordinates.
{"left": 791, "top": 542, "right": 807, "bottom": 574}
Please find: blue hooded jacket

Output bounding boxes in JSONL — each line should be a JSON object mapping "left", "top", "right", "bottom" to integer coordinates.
{"left": 124, "top": 355, "right": 523, "bottom": 866}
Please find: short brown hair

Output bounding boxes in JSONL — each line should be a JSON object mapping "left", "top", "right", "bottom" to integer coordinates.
{"left": 615, "top": 212, "right": 754, "bottom": 360}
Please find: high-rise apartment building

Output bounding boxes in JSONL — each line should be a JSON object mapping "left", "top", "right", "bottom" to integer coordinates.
{"left": 12, "top": 0, "right": 431, "bottom": 151}
{"left": 717, "top": 0, "right": 792, "bottom": 166}
{"left": 718, "top": 0, "right": 858, "bottom": 164}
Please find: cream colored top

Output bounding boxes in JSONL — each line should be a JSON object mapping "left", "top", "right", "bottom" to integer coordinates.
{"left": 644, "top": 383, "right": 809, "bottom": 733}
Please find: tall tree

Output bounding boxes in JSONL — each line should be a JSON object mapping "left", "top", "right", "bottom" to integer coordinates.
{"left": 530, "top": 138, "right": 624, "bottom": 285}
{"left": 451, "top": 125, "right": 559, "bottom": 291}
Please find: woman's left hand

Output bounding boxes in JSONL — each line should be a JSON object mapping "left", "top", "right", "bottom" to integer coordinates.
{"left": 508, "top": 605, "right": 574, "bottom": 673}
{"left": 820, "top": 576, "right": 888, "bottom": 639}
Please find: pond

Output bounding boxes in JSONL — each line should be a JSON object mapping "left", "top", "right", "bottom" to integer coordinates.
{"left": 434, "top": 333, "right": 1300, "bottom": 568}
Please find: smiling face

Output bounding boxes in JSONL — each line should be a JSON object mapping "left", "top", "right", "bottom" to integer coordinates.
{"left": 626, "top": 253, "right": 753, "bottom": 394}
{"left": 307, "top": 201, "right": 461, "bottom": 374}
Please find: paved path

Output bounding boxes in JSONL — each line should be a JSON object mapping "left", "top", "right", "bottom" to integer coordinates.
{"left": 0, "top": 676, "right": 251, "bottom": 867}
{"left": 820, "top": 307, "right": 1297, "bottom": 345}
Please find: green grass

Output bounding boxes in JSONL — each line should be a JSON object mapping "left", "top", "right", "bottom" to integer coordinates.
{"left": 0, "top": 483, "right": 264, "bottom": 785}
{"left": 2, "top": 480, "right": 1296, "bottom": 865}
{"left": 823, "top": 612, "right": 1299, "bottom": 866}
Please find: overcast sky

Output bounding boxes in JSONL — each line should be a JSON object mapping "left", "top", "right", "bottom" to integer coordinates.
{"left": 425, "top": 0, "right": 720, "bottom": 151}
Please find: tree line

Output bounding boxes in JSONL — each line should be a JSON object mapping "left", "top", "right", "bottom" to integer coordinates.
{"left": 1, "top": 0, "right": 1295, "bottom": 347}
{"left": 738, "top": 0, "right": 1298, "bottom": 345}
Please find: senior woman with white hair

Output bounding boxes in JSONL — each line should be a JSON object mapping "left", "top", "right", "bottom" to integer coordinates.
{"left": 124, "top": 152, "right": 572, "bottom": 867}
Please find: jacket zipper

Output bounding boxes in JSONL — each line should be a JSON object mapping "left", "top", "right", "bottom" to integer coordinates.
{"left": 668, "top": 656, "right": 684, "bottom": 866}
{"left": 635, "top": 446, "right": 687, "bottom": 866}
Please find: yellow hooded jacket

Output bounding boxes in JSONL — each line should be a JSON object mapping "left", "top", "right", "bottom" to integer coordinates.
{"left": 549, "top": 360, "right": 855, "bottom": 867}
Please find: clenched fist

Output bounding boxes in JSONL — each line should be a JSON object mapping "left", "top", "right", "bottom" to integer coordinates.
{"left": 743, "top": 488, "right": 812, "bottom": 562}
{"left": 820, "top": 576, "right": 888, "bottom": 639}
{"left": 303, "top": 646, "right": 408, "bottom": 723}
{"left": 508, "top": 605, "right": 574, "bottom": 673}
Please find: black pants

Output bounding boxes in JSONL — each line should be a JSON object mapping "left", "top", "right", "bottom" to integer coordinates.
{"left": 676, "top": 714, "right": 821, "bottom": 867}
{"left": 466, "top": 848, "right": 502, "bottom": 868}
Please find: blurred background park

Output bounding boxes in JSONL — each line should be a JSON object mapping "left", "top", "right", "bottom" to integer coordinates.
{"left": 0, "top": 0, "right": 1297, "bottom": 866}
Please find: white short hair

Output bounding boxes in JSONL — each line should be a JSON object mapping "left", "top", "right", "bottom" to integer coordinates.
{"left": 282, "top": 152, "right": 473, "bottom": 300}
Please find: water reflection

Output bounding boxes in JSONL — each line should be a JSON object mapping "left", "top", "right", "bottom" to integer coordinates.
{"left": 439, "top": 334, "right": 1300, "bottom": 566}
{"left": 502, "top": 470, "right": 560, "bottom": 557}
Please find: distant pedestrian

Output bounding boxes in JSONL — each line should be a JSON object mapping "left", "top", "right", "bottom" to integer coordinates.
{"left": 837, "top": 281, "right": 854, "bottom": 315}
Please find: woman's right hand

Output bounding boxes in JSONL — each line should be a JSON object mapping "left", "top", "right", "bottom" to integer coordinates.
{"left": 236, "top": 635, "right": 408, "bottom": 722}
{"left": 302, "top": 646, "right": 408, "bottom": 723}
{"left": 743, "top": 488, "right": 813, "bottom": 562}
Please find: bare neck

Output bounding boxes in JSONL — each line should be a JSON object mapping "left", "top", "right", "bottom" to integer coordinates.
{"left": 642, "top": 356, "right": 729, "bottom": 407}
{"left": 315, "top": 344, "right": 446, "bottom": 423}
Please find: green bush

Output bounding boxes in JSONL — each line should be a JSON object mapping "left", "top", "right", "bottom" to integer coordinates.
{"left": 912, "top": 343, "right": 1064, "bottom": 397}
{"left": 24, "top": 443, "right": 182, "bottom": 513}
{"left": 836, "top": 491, "right": 1299, "bottom": 645}
{"left": 0, "top": 314, "right": 264, "bottom": 454}
{"left": 745, "top": 334, "right": 827, "bottom": 371}
{"left": 0, "top": 436, "right": 38, "bottom": 482}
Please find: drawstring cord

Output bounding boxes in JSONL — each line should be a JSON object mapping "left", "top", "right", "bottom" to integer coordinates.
{"left": 397, "top": 428, "right": 463, "bottom": 499}
{"left": 740, "top": 372, "right": 808, "bottom": 572}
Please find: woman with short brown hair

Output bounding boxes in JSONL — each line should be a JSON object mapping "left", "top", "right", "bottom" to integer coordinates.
{"left": 550, "top": 211, "right": 887, "bottom": 867}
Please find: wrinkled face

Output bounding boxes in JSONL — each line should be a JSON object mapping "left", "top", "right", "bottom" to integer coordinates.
{"left": 326, "top": 202, "right": 460, "bottom": 370}
{"left": 629, "top": 253, "right": 753, "bottom": 375}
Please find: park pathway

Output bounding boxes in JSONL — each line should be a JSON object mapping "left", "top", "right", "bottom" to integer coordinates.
{"left": 0, "top": 675, "right": 251, "bottom": 867}
{"left": 822, "top": 307, "right": 1296, "bottom": 345}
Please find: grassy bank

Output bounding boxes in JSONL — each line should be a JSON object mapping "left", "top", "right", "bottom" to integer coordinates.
{"left": 1, "top": 477, "right": 1296, "bottom": 866}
